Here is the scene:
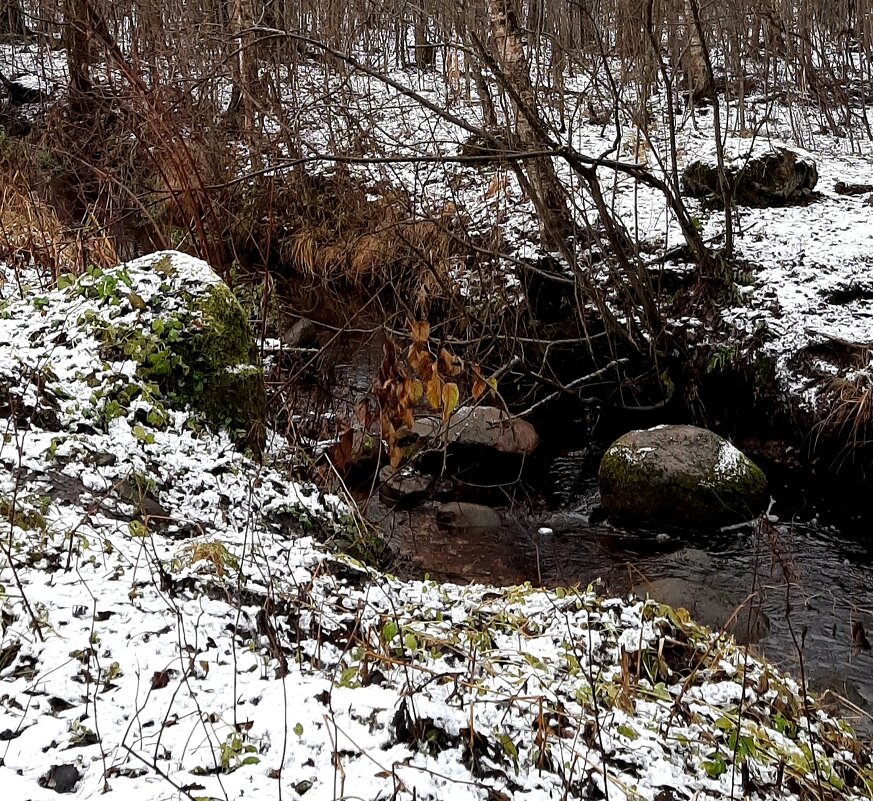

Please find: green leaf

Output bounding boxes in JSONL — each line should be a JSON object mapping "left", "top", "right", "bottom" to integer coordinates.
{"left": 522, "top": 652, "right": 546, "bottom": 671}
{"left": 294, "top": 722, "right": 303, "bottom": 737}
{"left": 403, "top": 632, "right": 418, "bottom": 652}
{"left": 617, "top": 723, "right": 638, "bottom": 740}
{"left": 128, "top": 291, "right": 147, "bottom": 310}
{"left": 496, "top": 733, "right": 519, "bottom": 771}
{"left": 702, "top": 752, "right": 727, "bottom": 778}
{"left": 382, "top": 621, "right": 399, "bottom": 643}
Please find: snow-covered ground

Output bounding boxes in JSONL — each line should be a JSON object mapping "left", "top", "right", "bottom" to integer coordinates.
{"left": 0, "top": 253, "right": 871, "bottom": 799}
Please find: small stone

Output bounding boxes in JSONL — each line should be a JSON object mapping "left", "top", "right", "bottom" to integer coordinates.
{"left": 39, "top": 764, "right": 81, "bottom": 794}
{"left": 378, "top": 466, "right": 433, "bottom": 507}
{"left": 436, "top": 501, "right": 501, "bottom": 530}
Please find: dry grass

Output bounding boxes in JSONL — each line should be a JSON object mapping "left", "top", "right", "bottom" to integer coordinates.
{"left": 819, "top": 371, "right": 873, "bottom": 453}
{"left": 227, "top": 172, "right": 459, "bottom": 298}
{"left": 0, "top": 166, "right": 118, "bottom": 280}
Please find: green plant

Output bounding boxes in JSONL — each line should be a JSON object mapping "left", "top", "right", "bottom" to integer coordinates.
{"left": 217, "top": 732, "right": 260, "bottom": 773}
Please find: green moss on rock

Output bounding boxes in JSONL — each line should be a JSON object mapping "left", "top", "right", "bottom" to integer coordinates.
{"left": 73, "top": 252, "right": 266, "bottom": 454}
{"left": 598, "top": 425, "right": 769, "bottom": 530}
{"left": 188, "top": 282, "right": 266, "bottom": 454}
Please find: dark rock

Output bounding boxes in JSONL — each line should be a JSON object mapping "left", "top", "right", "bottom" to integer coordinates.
{"left": 0, "top": 74, "right": 47, "bottom": 105}
{"left": 436, "top": 502, "right": 502, "bottom": 530}
{"left": 834, "top": 181, "right": 873, "bottom": 196}
{"left": 682, "top": 148, "right": 817, "bottom": 206}
{"left": 412, "top": 406, "right": 539, "bottom": 457}
{"left": 39, "top": 764, "right": 81, "bottom": 793}
{"left": 281, "top": 317, "right": 319, "bottom": 349}
{"left": 378, "top": 466, "right": 434, "bottom": 507}
{"left": 809, "top": 671, "right": 867, "bottom": 710}
{"left": 458, "top": 128, "right": 515, "bottom": 165}
{"left": 598, "top": 425, "right": 769, "bottom": 530}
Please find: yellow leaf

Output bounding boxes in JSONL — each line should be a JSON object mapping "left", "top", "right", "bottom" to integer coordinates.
{"left": 407, "top": 378, "right": 423, "bottom": 404}
{"left": 441, "top": 382, "right": 459, "bottom": 421}
{"left": 426, "top": 373, "right": 442, "bottom": 409}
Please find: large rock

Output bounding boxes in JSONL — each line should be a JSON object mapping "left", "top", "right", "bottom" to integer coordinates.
{"left": 412, "top": 406, "right": 539, "bottom": 457}
{"left": 3, "top": 250, "right": 265, "bottom": 453}
{"left": 95, "top": 252, "right": 266, "bottom": 452}
{"left": 682, "top": 147, "right": 817, "bottom": 206}
{"left": 598, "top": 425, "right": 768, "bottom": 529}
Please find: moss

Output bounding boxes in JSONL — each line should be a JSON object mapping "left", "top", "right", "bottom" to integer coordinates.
{"left": 598, "top": 427, "right": 769, "bottom": 530}
{"left": 73, "top": 257, "right": 266, "bottom": 454}
{"left": 188, "top": 283, "right": 266, "bottom": 455}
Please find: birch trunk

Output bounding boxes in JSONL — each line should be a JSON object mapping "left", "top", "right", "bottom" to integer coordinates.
{"left": 485, "top": 0, "right": 574, "bottom": 249}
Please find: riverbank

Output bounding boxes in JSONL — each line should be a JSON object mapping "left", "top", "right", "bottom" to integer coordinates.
{"left": 0, "top": 253, "right": 871, "bottom": 800}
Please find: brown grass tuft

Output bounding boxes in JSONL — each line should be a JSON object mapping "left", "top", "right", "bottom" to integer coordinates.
{"left": 227, "top": 171, "right": 458, "bottom": 296}
{"left": 0, "top": 169, "right": 117, "bottom": 280}
{"left": 816, "top": 368, "right": 873, "bottom": 463}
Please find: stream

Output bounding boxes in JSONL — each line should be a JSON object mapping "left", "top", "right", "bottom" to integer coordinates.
{"left": 272, "top": 298, "right": 873, "bottom": 737}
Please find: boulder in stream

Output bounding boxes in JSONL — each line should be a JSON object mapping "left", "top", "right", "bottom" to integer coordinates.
{"left": 412, "top": 405, "right": 539, "bottom": 457}
{"left": 436, "top": 501, "right": 502, "bottom": 530}
{"left": 598, "top": 425, "right": 769, "bottom": 530}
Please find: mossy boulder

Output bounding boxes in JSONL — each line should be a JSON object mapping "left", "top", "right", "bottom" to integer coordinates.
{"left": 682, "top": 147, "right": 818, "bottom": 206}
{"left": 74, "top": 251, "right": 265, "bottom": 453}
{"left": 598, "top": 425, "right": 769, "bottom": 530}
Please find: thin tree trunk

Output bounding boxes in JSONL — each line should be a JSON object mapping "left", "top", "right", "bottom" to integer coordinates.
{"left": 683, "top": 0, "right": 712, "bottom": 100}
{"left": 65, "top": 0, "right": 95, "bottom": 108}
{"left": 485, "top": 0, "right": 574, "bottom": 249}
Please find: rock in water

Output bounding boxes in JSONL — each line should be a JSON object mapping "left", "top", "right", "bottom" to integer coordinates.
{"left": 682, "top": 147, "right": 817, "bottom": 206}
{"left": 412, "top": 406, "right": 539, "bottom": 456}
{"left": 436, "top": 501, "right": 502, "bottom": 529}
{"left": 598, "top": 425, "right": 769, "bottom": 529}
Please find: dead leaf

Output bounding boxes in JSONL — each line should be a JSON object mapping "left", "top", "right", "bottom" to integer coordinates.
{"left": 151, "top": 670, "right": 170, "bottom": 690}
{"left": 438, "top": 347, "right": 461, "bottom": 376}
{"left": 410, "top": 320, "right": 429, "bottom": 345}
